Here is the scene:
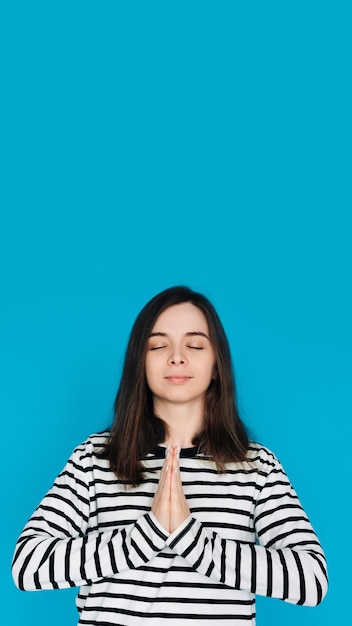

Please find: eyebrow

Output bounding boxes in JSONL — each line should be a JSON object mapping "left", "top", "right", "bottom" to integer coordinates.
{"left": 148, "top": 331, "right": 210, "bottom": 340}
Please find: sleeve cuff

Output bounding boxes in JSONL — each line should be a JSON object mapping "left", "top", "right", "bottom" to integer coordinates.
{"left": 144, "top": 512, "right": 170, "bottom": 540}
{"left": 165, "top": 515, "right": 196, "bottom": 549}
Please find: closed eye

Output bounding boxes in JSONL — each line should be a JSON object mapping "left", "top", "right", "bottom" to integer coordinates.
{"left": 188, "top": 346, "right": 204, "bottom": 350}
{"left": 149, "top": 345, "right": 167, "bottom": 350}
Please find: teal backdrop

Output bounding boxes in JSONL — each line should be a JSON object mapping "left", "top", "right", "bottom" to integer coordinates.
{"left": 1, "top": 2, "right": 350, "bottom": 624}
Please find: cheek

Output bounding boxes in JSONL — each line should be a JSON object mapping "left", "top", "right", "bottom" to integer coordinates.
{"left": 145, "top": 370, "right": 155, "bottom": 394}
{"left": 145, "top": 356, "right": 159, "bottom": 386}
{"left": 145, "top": 358, "right": 152, "bottom": 378}
{"left": 200, "top": 360, "right": 216, "bottom": 384}
{"left": 145, "top": 356, "right": 151, "bottom": 385}
{"left": 208, "top": 355, "right": 217, "bottom": 377}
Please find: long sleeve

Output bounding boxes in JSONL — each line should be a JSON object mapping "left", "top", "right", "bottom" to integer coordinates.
{"left": 165, "top": 452, "right": 328, "bottom": 607}
{"left": 12, "top": 437, "right": 328, "bottom": 624}
{"left": 12, "top": 440, "right": 168, "bottom": 591}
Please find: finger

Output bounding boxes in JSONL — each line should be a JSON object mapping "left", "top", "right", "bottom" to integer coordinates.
{"left": 151, "top": 449, "right": 172, "bottom": 531}
{"left": 171, "top": 450, "right": 183, "bottom": 494}
{"left": 156, "top": 447, "right": 171, "bottom": 495}
{"left": 169, "top": 444, "right": 179, "bottom": 472}
{"left": 169, "top": 447, "right": 191, "bottom": 533}
{"left": 172, "top": 446, "right": 181, "bottom": 477}
{"left": 161, "top": 445, "right": 171, "bottom": 475}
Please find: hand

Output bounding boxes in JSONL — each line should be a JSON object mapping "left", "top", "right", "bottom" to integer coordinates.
{"left": 152, "top": 445, "right": 190, "bottom": 533}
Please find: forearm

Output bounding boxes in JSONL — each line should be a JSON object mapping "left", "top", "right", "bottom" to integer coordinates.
{"left": 12, "top": 513, "right": 168, "bottom": 591}
{"left": 166, "top": 516, "right": 328, "bottom": 606}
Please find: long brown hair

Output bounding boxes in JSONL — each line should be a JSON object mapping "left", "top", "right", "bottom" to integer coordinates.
{"left": 100, "top": 286, "right": 249, "bottom": 484}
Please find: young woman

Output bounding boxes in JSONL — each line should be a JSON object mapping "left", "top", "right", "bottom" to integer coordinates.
{"left": 12, "top": 286, "right": 328, "bottom": 625}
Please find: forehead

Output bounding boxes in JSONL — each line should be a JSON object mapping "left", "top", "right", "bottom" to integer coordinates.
{"left": 151, "top": 302, "right": 209, "bottom": 333}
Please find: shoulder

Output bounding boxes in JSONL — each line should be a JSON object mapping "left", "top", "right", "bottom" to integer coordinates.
{"left": 84, "top": 431, "right": 110, "bottom": 451}
{"left": 68, "top": 431, "right": 110, "bottom": 466}
{"left": 245, "top": 441, "right": 284, "bottom": 475}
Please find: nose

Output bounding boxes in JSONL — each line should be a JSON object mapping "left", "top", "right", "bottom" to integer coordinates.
{"left": 167, "top": 347, "right": 187, "bottom": 366}
{"left": 169, "top": 356, "right": 185, "bottom": 365}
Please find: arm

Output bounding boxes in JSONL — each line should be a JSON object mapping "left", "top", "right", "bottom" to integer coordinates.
{"left": 153, "top": 446, "right": 328, "bottom": 606}
{"left": 12, "top": 439, "right": 168, "bottom": 591}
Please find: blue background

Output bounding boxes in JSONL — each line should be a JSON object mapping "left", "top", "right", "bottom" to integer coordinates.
{"left": 1, "top": 2, "right": 350, "bottom": 624}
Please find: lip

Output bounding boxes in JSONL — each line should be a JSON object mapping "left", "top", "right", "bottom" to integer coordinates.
{"left": 164, "top": 376, "right": 192, "bottom": 384}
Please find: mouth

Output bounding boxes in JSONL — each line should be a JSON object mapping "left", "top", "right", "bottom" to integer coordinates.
{"left": 164, "top": 376, "right": 192, "bottom": 384}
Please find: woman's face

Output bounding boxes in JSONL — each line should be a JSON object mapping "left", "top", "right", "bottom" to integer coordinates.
{"left": 145, "top": 302, "right": 216, "bottom": 408}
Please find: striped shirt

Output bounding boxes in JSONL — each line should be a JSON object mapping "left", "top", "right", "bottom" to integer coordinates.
{"left": 12, "top": 432, "right": 328, "bottom": 625}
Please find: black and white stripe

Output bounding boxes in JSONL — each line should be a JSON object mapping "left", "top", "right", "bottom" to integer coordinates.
{"left": 12, "top": 433, "right": 328, "bottom": 625}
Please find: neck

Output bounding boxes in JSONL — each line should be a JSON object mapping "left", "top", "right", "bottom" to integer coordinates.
{"left": 153, "top": 398, "right": 205, "bottom": 448}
